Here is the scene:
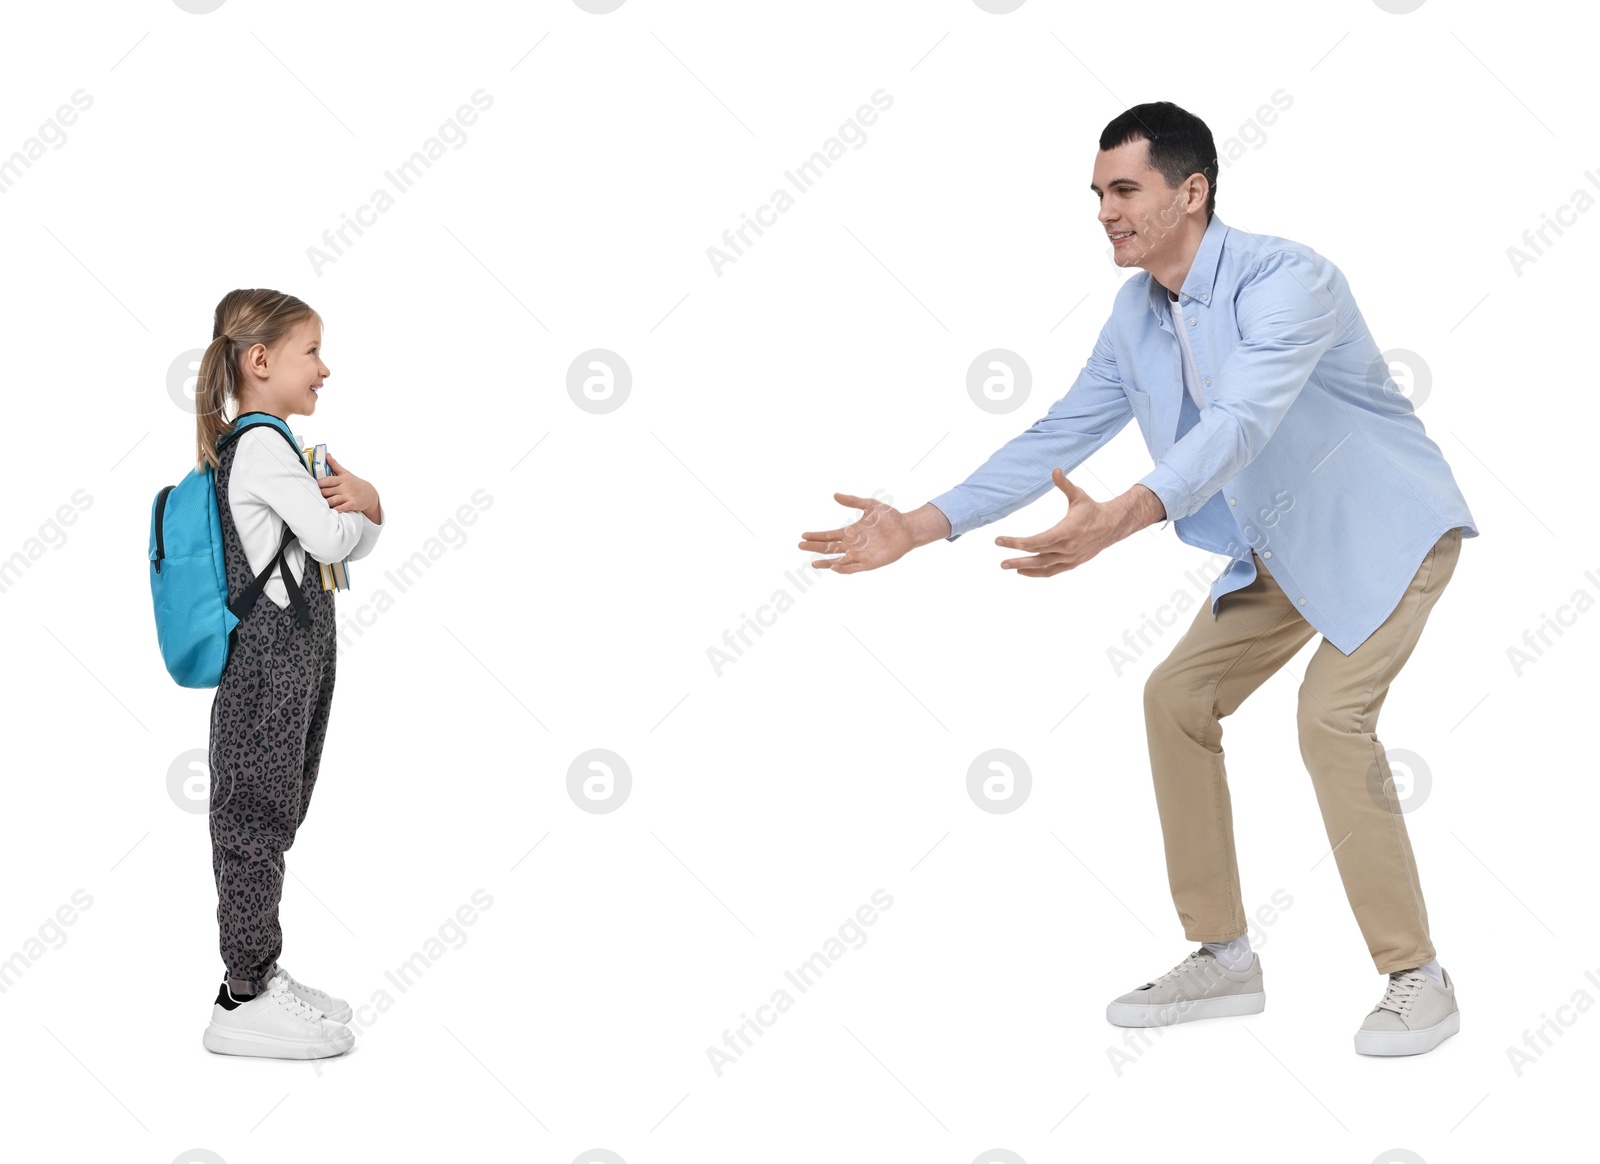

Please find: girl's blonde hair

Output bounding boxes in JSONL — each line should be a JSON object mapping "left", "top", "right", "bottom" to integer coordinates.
{"left": 194, "top": 289, "right": 320, "bottom": 471}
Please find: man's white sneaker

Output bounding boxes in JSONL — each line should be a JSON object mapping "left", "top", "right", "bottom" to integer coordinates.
{"left": 1354, "top": 965, "right": 1460, "bottom": 1056}
{"left": 1106, "top": 947, "right": 1266, "bottom": 1027}
{"left": 202, "top": 974, "right": 354, "bottom": 1060}
{"left": 271, "top": 962, "right": 353, "bottom": 1023}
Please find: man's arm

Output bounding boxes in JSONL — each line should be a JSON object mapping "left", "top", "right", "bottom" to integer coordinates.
{"left": 1137, "top": 248, "right": 1341, "bottom": 525}
{"left": 925, "top": 310, "right": 1133, "bottom": 541}
{"left": 1110, "top": 482, "right": 1166, "bottom": 537}
{"left": 916, "top": 481, "right": 1161, "bottom": 549}
{"left": 903, "top": 501, "right": 952, "bottom": 549}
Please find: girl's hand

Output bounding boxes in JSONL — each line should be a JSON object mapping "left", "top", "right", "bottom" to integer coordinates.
{"left": 321, "top": 453, "right": 381, "bottom": 522}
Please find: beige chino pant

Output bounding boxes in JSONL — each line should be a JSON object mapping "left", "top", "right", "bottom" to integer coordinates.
{"left": 1142, "top": 527, "right": 1463, "bottom": 974}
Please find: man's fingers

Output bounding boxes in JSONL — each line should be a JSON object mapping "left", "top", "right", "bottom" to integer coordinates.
{"left": 803, "top": 492, "right": 881, "bottom": 542}
{"left": 799, "top": 524, "right": 859, "bottom": 550}
{"left": 1018, "top": 561, "right": 1075, "bottom": 577}
{"left": 808, "top": 552, "right": 854, "bottom": 571}
{"left": 799, "top": 525, "right": 850, "bottom": 542}
{"left": 826, "top": 552, "right": 877, "bottom": 575}
{"left": 1054, "top": 470, "right": 1089, "bottom": 502}
{"left": 1003, "top": 551, "right": 1074, "bottom": 572}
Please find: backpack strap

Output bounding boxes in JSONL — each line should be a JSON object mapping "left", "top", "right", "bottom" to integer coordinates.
{"left": 219, "top": 411, "right": 307, "bottom": 463}
{"left": 219, "top": 413, "right": 316, "bottom": 633}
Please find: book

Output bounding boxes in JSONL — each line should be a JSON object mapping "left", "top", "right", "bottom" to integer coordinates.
{"left": 296, "top": 439, "right": 351, "bottom": 591}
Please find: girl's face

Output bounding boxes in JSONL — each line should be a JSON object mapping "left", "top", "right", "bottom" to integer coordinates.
{"left": 239, "top": 316, "right": 331, "bottom": 420}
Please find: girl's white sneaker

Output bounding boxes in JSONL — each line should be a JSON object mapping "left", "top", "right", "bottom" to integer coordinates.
{"left": 202, "top": 973, "right": 354, "bottom": 1060}
{"left": 271, "top": 962, "right": 353, "bottom": 1024}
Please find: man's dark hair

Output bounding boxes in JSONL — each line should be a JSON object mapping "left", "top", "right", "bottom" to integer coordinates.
{"left": 1099, "top": 101, "right": 1219, "bottom": 224}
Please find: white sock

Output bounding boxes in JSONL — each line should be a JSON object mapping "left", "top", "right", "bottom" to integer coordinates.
{"left": 1408, "top": 956, "right": 1445, "bottom": 985}
{"left": 1201, "top": 934, "right": 1252, "bottom": 971}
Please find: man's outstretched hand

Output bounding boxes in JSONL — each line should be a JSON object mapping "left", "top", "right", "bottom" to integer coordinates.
{"left": 995, "top": 470, "right": 1162, "bottom": 577}
{"left": 800, "top": 495, "right": 949, "bottom": 574}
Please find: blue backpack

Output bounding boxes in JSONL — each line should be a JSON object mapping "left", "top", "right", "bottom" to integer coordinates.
{"left": 149, "top": 412, "right": 313, "bottom": 688}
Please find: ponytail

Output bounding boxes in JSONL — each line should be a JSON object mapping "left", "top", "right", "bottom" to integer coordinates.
{"left": 194, "top": 332, "right": 236, "bottom": 470}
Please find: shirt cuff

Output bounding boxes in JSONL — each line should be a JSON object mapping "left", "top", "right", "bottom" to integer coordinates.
{"left": 1136, "top": 463, "right": 1188, "bottom": 529}
{"left": 350, "top": 510, "right": 385, "bottom": 560}
{"left": 925, "top": 493, "right": 972, "bottom": 542}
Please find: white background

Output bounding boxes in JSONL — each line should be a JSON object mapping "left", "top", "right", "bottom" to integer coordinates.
{"left": 1, "top": 1, "right": 1593, "bottom": 1161}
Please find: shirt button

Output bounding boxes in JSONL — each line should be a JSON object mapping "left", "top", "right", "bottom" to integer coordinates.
{"left": 1204, "top": 377, "right": 1211, "bottom": 387}
{"left": 1297, "top": 597, "right": 1306, "bottom": 605}
{"left": 1201, "top": 292, "right": 1209, "bottom": 301}
{"left": 1263, "top": 551, "right": 1272, "bottom": 559}
{"left": 1188, "top": 317, "right": 1196, "bottom": 326}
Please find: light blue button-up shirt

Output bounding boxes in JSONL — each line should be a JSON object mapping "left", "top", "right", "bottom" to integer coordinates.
{"left": 928, "top": 211, "right": 1478, "bottom": 655}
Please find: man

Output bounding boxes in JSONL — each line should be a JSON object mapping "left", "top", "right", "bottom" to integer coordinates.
{"left": 799, "top": 101, "right": 1476, "bottom": 1057}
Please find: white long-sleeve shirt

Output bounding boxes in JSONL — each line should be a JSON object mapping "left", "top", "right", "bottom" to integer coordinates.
{"left": 227, "top": 425, "right": 385, "bottom": 609}
{"left": 1168, "top": 288, "right": 1208, "bottom": 410}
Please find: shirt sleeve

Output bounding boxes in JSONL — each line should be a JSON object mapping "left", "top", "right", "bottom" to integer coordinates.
{"left": 231, "top": 428, "right": 378, "bottom": 565}
{"left": 1137, "top": 248, "right": 1340, "bottom": 524}
{"left": 348, "top": 509, "right": 384, "bottom": 561}
{"left": 926, "top": 313, "right": 1132, "bottom": 541}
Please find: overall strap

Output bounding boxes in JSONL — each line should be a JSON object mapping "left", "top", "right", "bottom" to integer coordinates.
{"left": 227, "top": 521, "right": 313, "bottom": 631}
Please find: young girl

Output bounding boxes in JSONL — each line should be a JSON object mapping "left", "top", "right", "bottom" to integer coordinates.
{"left": 193, "top": 288, "right": 385, "bottom": 1060}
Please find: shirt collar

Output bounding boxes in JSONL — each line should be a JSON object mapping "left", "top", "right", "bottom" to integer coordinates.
{"left": 1147, "top": 211, "right": 1229, "bottom": 323}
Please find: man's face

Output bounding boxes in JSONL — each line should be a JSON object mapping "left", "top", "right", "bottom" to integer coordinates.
{"left": 1091, "top": 137, "right": 1196, "bottom": 271}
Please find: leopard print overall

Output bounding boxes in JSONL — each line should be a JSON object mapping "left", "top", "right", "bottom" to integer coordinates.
{"left": 208, "top": 430, "right": 338, "bottom": 996}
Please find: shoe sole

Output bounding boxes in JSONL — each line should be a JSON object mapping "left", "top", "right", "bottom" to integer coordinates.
{"left": 202, "top": 1024, "right": 354, "bottom": 1060}
{"left": 1106, "top": 990, "right": 1265, "bottom": 1028}
{"left": 1353, "top": 1009, "right": 1460, "bottom": 1056}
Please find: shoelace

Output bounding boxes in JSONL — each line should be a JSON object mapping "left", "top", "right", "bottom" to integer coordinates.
{"left": 273, "top": 966, "right": 304, "bottom": 995}
{"left": 266, "top": 974, "right": 325, "bottom": 1023}
{"left": 1375, "top": 969, "right": 1428, "bottom": 1015}
{"left": 1150, "top": 949, "right": 1211, "bottom": 988}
